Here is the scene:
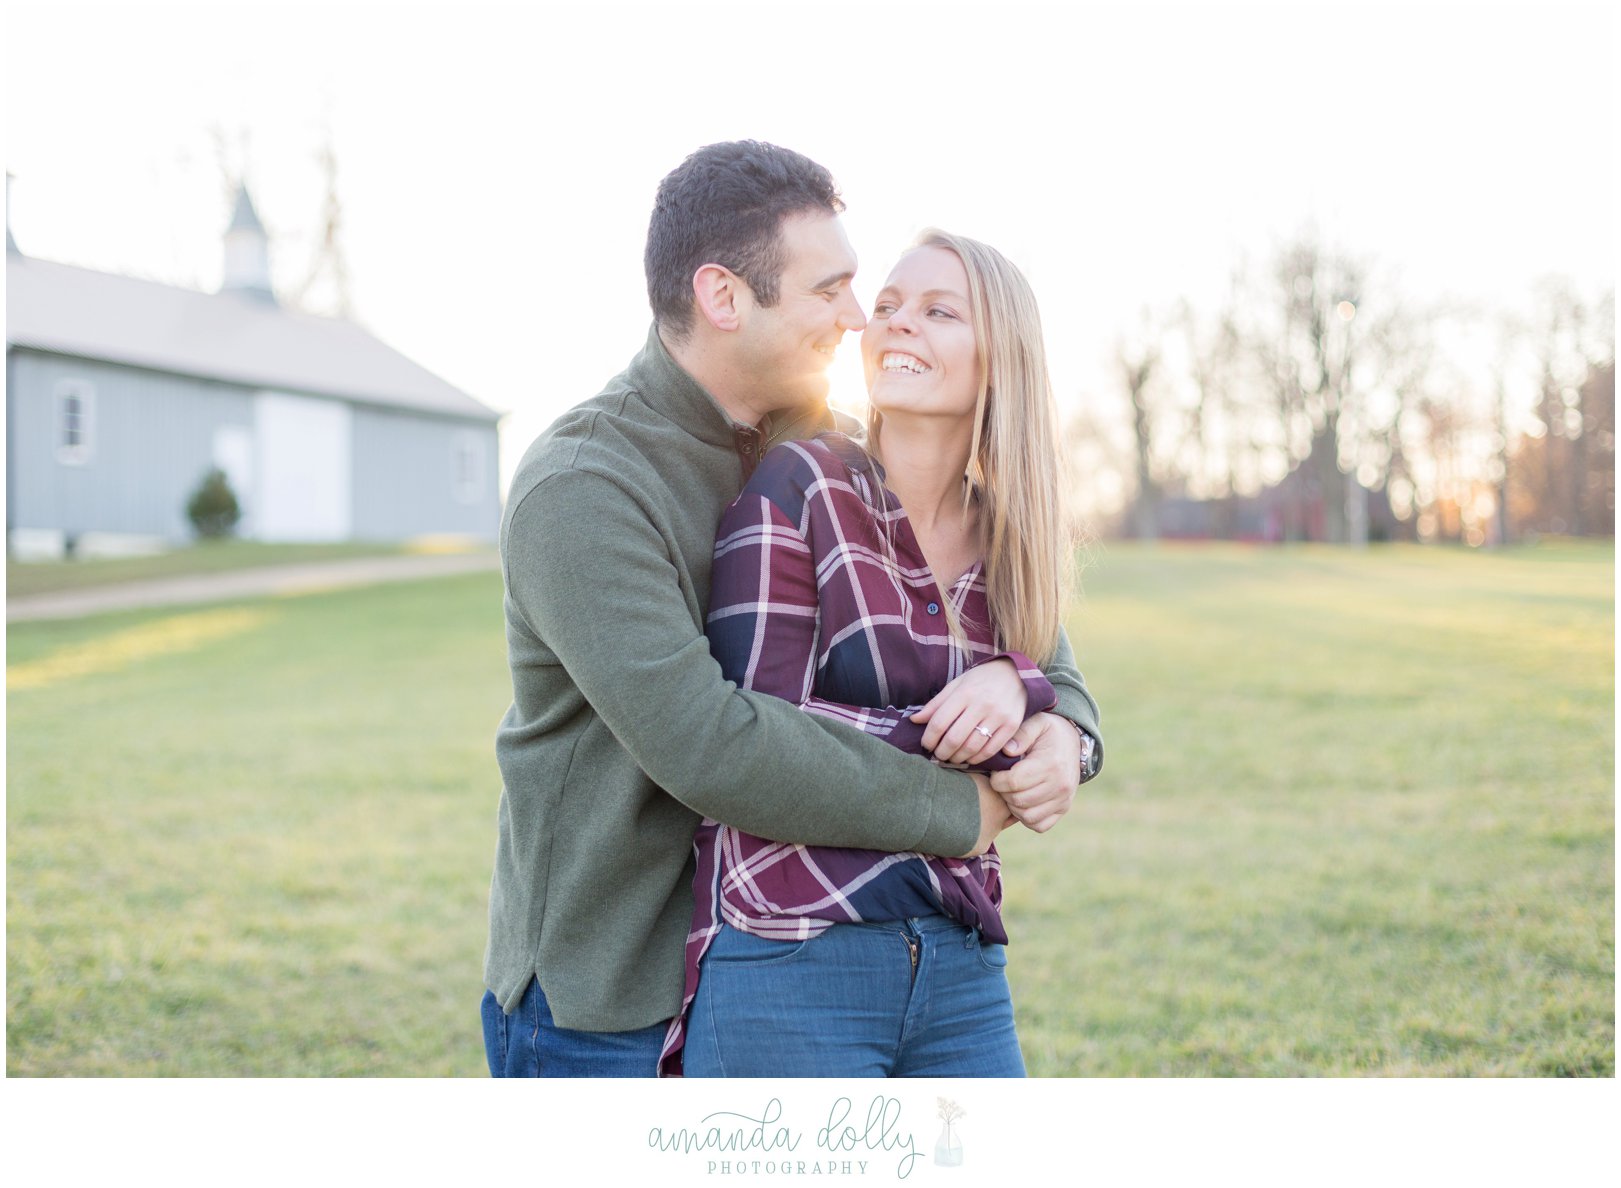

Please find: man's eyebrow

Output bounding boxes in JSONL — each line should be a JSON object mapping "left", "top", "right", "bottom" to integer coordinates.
{"left": 810, "top": 269, "right": 855, "bottom": 290}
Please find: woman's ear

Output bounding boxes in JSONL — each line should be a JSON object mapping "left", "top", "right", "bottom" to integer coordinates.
{"left": 692, "top": 264, "right": 743, "bottom": 333}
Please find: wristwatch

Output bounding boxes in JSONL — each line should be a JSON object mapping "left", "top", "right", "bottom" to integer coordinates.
{"left": 1071, "top": 720, "right": 1100, "bottom": 785}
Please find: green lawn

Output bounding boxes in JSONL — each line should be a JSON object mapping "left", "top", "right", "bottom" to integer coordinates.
{"left": 1004, "top": 539, "right": 1614, "bottom": 1075}
{"left": 6, "top": 542, "right": 1613, "bottom": 1076}
{"left": 6, "top": 539, "right": 429, "bottom": 599}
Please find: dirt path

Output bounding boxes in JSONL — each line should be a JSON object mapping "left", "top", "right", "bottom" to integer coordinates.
{"left": 6, "top": 551, "right": 500, "bottom": 622}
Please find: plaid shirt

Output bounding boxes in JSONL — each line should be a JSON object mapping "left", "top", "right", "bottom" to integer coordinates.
{"left": 659, "top": 433, "right": 1055, "bottom": 1075}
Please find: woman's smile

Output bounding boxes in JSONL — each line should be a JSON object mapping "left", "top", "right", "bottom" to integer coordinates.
{"left": 880, "top": 351, "right": 932, "bottom": 374}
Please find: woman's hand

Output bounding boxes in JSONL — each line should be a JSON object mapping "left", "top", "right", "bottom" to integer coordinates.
{"left": 911, "top": 657, "right": 1027, "bottom": 767}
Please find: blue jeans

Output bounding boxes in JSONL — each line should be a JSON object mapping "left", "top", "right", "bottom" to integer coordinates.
{"left": 480, "top": 977, "right": 667, "bottom": 1077}
{"left": 683, "top": 915, "right": 1026, "bottom": 1078}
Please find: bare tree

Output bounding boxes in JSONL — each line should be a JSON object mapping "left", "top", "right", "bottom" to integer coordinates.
{"left": 1486, "top": 313, "right": 1524, "bottom": 546}
{"left": 1237, "top": 235, "right": 1376, "bottom": 542}
{"left": 1115, "top": 319, "right": 1165, "bottom": 540}
{"left": 1579, "top": 359, "right": 1616, "bottom": 536}
{"left": 1510, "top": 282, "right": 1616, "bottom": 536}
{"left": 1092, "top": 235, "right": 1607, "bottom": 550}
{"left": 291, "top": 122, "right": 353, "bottom": 319}
{"left": 1060, "top": 400, "right": 1134, "bottom": 538}
{"left": 1356, "top": 296, "right": 1456, "bottom": 540}
{"left": 1168, "top": 294, "right": 1248, "bottom": 500}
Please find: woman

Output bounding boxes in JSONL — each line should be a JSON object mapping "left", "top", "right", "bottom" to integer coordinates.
{"left": 661, "top": 229, "right": 1078, "bottom": 1077}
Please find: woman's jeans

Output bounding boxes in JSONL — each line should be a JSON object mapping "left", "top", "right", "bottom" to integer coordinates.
{"left": 682, "top": 914, "right": 1026, "bottom": 1078}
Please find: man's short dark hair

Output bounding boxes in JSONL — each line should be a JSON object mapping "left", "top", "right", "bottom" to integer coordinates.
{"left": 645, "top": 140, "right": 844, "bottom": 341}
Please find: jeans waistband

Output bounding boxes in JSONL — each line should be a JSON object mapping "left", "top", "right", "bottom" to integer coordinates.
{"left": 842, "top": 914, "right": 967, "bottom": 938}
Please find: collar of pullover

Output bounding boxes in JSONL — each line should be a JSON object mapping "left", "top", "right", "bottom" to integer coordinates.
{"left": 628, "top": 323, "right": 840, "bottom": 453}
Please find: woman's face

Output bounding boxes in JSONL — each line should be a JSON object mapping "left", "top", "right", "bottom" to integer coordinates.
{"left": 861, "top": 246, "right": 980, "bottom": 424}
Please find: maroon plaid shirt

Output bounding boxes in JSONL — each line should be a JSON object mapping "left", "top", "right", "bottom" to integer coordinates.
{"left": 659, "top": 434, "right": 1054, "bottom": 1075}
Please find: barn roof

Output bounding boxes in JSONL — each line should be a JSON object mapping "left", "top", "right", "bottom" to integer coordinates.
{"left": 5, "top": 254, "right": 500, "bottom": 423}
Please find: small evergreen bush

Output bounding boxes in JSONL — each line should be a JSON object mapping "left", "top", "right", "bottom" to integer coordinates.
{"left": 186, "top": 468, "right": 242, "bottom": 540}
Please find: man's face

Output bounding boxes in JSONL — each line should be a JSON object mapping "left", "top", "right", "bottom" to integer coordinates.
{"left": 732, "top": 211, "right": 866, "bottom": 412}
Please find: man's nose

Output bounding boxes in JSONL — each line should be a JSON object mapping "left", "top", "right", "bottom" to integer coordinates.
{"left": 836, "top": 290, "right": 867, "bottom": 333}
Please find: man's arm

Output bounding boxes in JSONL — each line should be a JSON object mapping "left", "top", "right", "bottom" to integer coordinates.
{"left": 1042, "top": 626, "right": 1104, "bottom": 775}
{"left": 977, "top": 628, "right": 1103, "bottom": 834}
{"left": 505, "top": 467, "right": 982, "bottom": 857}
{"left": 907, "top": 622, "right": 1095, "bottom": 836}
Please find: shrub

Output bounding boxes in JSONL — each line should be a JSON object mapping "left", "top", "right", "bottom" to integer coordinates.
{"left": 186, "top": 468, "right": 242, "bottom": 540}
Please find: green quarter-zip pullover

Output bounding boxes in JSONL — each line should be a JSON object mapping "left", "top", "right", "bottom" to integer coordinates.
{"left": 484, "top": 325, "right": 1102, "bottom": 1030}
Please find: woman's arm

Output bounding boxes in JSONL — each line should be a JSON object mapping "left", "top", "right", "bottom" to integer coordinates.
{"left": 709, "top": 489, "right": 1050, "bottom": 772}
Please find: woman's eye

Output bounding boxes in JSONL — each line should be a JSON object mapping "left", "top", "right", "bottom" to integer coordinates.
{"left": 929, "top": 307, "right": 958, "bottom": 319}
{"left": 872, "top": 302, "right": 896, "bottom": 317}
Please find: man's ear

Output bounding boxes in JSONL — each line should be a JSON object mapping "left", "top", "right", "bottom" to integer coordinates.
{"left": 692, "top": 263, "right": 745, "bottom": 332}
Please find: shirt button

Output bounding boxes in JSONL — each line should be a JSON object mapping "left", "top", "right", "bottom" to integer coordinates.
{"left": 926, "top": 602, "right": 940, "bottom": 615}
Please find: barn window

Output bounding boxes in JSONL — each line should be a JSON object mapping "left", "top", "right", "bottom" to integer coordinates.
{"left": 454, "top": 431, "right": 485, "bottom": 504}
{"left": 55, "top": 380, "right": 95, "bottom": 465}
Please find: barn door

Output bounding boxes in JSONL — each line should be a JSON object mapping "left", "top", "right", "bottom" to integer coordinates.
{"left": 252, "top": 391, "right": 352, "bottom": 541}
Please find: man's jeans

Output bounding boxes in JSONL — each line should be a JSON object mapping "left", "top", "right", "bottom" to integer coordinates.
{"left": 682, "top": 914, "right": 1026, "bottom": 1077}
{"left": 481, "top": 978, "right": 667, "bottom": 1077}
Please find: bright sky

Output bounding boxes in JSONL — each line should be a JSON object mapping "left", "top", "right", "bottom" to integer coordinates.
{"left": 5, "top": 1, "right": 1615, "bottom": 512}
{"left": 4, "top": 1, "right": 1618, "bottom": 1163}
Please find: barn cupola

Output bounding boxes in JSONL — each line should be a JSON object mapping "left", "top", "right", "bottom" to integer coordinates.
{"left": 221, "top": 183, "right": 276, "bottom": 304}
{"left": 6, "top": 173, "right": 20, "bottom": 256}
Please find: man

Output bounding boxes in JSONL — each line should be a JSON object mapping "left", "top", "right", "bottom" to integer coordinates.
{"left": 481, "top": 141, "right": 1102, "bottom": 1077}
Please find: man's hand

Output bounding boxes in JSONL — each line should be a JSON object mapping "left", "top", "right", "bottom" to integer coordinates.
{"left": 912, "top": 658, "right": 1026, "bottom": 766}
{"left": 991, "top": 712, "right": 1081, "bottom": 833}
{"left": 958, "top": 773, "right": 1017, "bottom": 858}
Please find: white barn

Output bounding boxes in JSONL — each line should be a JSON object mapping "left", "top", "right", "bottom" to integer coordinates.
{"left": 6, "top": 185, "right": 502, "bottom": 558}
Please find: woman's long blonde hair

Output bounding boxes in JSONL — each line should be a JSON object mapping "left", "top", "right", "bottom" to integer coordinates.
{"left": 866, "top": 229, "right": 1075, "bottom": 666}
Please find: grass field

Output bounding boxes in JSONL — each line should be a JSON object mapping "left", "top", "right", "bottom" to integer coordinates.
{"left": 5, "top": 542, "right": 1613, "bottom": 1076}
{"left": 5, "top": 539, "right": 444, "bottom": 599}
